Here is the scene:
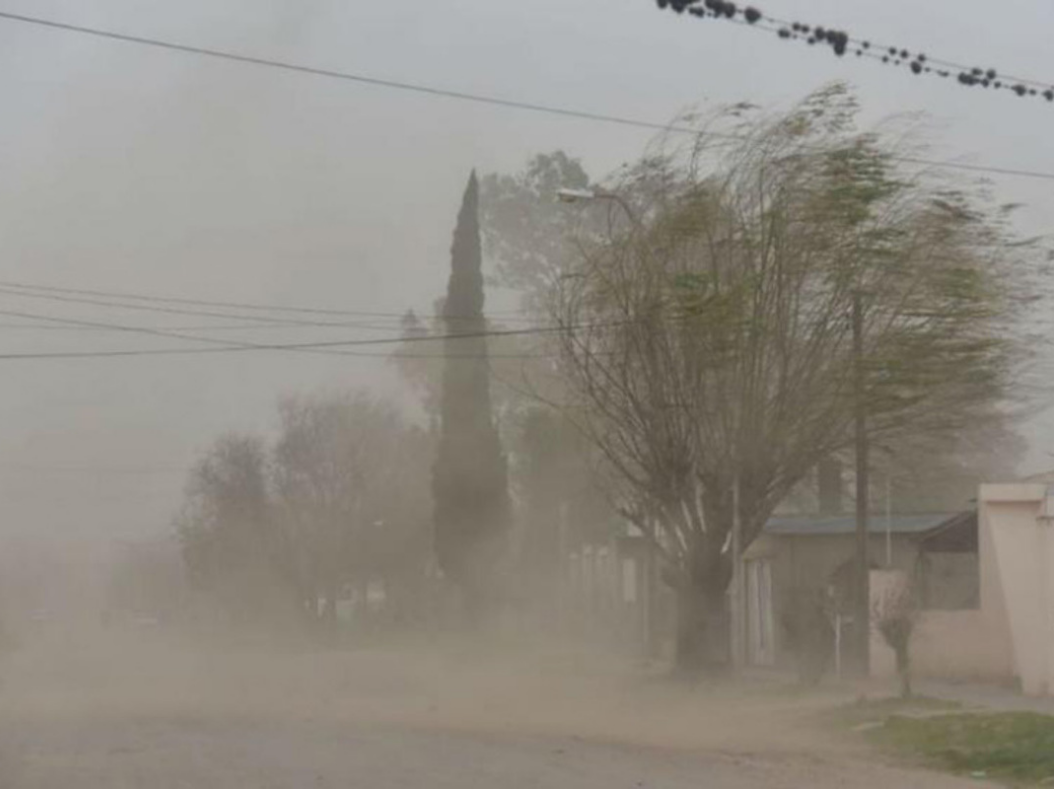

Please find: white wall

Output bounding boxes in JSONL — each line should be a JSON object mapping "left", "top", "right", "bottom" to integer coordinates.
{"left": 870, "top": 568, "right": 1014, "bottom": 684}
{"left": 979, "top": 484, "right": 1054, "bottom": 696}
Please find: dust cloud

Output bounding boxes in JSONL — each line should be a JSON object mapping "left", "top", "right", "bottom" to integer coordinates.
{"left": 1, "top": 610, "right": 987, "bottom": 788}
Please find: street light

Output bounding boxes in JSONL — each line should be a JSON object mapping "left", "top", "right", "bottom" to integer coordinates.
{"left": 556, "top": 188, "right": 598, "bottom": 203}
{"left": 556, "top": 187, "right": 640, "bottom": 229}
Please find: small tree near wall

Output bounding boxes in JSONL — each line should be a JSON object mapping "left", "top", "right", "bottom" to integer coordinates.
{"left": 874, "top": 578, "right": 919, "bottom": 699}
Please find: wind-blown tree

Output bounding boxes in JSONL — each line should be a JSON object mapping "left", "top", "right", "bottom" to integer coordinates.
{"left": 433, "top": 172, "right": 512, "bottom": 620}
{"left": 553, "top": 85, "right": 1041, "bottom": 671}
{"left": 869, "top": 404, "right": 1025, "bottom": 512}
{"left": 481, "top": 151, "right": 595, "bottom": 313}
{"left": 176, "top": 433, "right": 294, "bottom": 625}
{"left": 273, "top": 390, "right": 431, "bottom": 631}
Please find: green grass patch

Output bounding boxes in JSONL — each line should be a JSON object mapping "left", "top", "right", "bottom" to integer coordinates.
{"left": 872, "top": 712, "right": 1054, "bottom": 785}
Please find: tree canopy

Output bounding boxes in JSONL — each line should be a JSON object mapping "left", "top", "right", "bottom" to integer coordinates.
{"left": 551, "top": 84, "right": 1042, "bottom": 669}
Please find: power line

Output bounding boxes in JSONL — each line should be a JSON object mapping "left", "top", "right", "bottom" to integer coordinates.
{"left": 0, "top": 287, "right": 412, "bottom": 331}
{"left": 659, "top": 1, "right": 1054, "bottom": 101}
{"left": 0, "top": 343, "right": 552, "bottom": 361}
{"left": 0, "top": 11, "right": 699, "bottom": 136}
{"left": 0, "top": 280, "right": 537, "bottom": 324}
{"left": 0, "top": 286, "right": 543, "bottom": 332}
{"left": 0, "top": 305, "right": 599, "bottom": 360}
{"left": 2, "top": 9, "right": 1054, "bottom": 183}
{"left": 0, "top": 461, "right": 186, "bottom": 475}
{"left": 0, "top": 320, "right": 395, "bottom": 332}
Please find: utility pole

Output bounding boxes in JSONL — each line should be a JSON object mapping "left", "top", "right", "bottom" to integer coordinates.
{"left": 730, "top": 475, "right": 744, "bottom": 668}
{"left": 852, "top": 292, "right": 871, "bottom": 676}
{"left": 885, "top": 475, "right": 893, "bottom": 568}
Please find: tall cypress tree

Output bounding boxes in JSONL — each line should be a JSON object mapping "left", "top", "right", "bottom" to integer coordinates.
{"left": 432, "top": 171, "right": 511, "bottom": 617}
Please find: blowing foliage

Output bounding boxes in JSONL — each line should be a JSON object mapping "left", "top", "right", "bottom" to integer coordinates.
{"left": 551, "top": 84, "right": 1041, "bottom": 671}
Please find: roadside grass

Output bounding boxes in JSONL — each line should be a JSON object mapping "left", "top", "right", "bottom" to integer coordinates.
{"left": 873, "top": 711, "right": 1054, "bottom": 786}
{"left": 829, "top": 698, "right": 1054, "bottom": 786}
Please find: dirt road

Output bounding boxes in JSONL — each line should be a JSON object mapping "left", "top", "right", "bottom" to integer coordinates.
{"left": 0, "top": 629, "right": 989, "bottom": 788}
{"left": 1, "top": 716, "right": 990, "bottom": 789}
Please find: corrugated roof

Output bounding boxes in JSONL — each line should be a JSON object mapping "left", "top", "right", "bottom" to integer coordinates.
{"left": 764, "top": 512, "right": 959, "bottom": 536}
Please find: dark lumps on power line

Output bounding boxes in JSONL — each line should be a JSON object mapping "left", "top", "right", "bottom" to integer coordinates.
{"left": 655, "top": 0, "right": 1054, "bottom": 103}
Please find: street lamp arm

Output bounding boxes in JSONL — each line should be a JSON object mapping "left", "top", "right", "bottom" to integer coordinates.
{"left": 556, "top": 187, "right": 641, "bottom": 229}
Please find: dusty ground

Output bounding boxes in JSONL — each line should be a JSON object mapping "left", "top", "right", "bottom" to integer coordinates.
{"left": 0, "top": 627, "right": 993, "bottom": 788}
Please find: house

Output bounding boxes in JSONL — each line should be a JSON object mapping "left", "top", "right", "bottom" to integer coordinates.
{"left": 741, "top": 510, "right": 979, "bottom": 671}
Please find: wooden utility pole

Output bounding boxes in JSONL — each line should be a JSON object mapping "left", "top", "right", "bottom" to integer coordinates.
{"left": 852, "top": 292, "right": 871, "bottom": 676}
{"left": 730, "top": 476, "right": 744, "bottom": 668}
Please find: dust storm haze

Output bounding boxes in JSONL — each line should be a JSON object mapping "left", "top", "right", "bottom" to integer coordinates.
{"left": 2, "top": 0, "right": 1054, "bottom": 786}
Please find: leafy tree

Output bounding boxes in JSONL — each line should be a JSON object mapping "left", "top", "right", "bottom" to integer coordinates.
{"left": 433, "top": 172, "right": 512, "bottom": 619}
{"left": 176, "top": 433, "right": 293, "bottom": 625}
{"left": 552, "top": 85, "right": 1040, "bottom": 672}
{"left": 273, "top": 390, "right": 432, "bottom": 631}
{"left": 480, "top": 151, "right": 594, "bottom": 312}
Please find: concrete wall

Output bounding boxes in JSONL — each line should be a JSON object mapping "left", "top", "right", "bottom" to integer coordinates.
{"left": 913, "top": 610, "right": 1013, "bottom": 680}
{"left": 979, "top": 484, "right": 1054, "bottom": 695}
{"left": 870, "top": 566, "right": 1012, "bottom": 682}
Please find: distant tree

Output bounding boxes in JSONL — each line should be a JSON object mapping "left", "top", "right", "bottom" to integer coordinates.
{"left": 391, "top": 307, "right": 445, "bottom": 431}
{"left": 433, "top": 172, "right": 512, "bottom": 620}
{"left": 518, "top": 407, "right": 615, "bottom": 566}
{"left": 786, "top": 410, "right": 1025, "bottom": 517}
{"left": 871, "top": 408, "right": 1026, "bottom": 513}
{"left": 480, "top": 151, "right": 594, "bottom": 312}
{"left": 273, "top": 390, "right": 432, "bottom": 632}
{"left": 363, "top": 422, "right": 435, "bottom": 626}
{"left": 176, "top": 433, "right": 293, "bottom": 625}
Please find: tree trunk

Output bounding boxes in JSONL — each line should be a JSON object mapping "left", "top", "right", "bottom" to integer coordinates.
{"left": 319, "top": 582, "right": 339, "bottom": 640}
{"left": 675, "top": 583, "right": 704, "bottom": 674}
{"left": 895, "top": 645, "right": 912, "bottom": 699}
{"left": 355, "top": 578, "right": 370, "bottom": 628}
{"left": 674, "top": 577, "right": 729, "bottom": 675}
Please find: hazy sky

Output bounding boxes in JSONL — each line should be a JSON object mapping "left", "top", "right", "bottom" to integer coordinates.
{"left": 0, "top": 0, "right": 1052, "bottom": 544}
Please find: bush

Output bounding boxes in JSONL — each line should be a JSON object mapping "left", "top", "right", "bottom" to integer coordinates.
{"left": 873, "top": 579, "right": 919, "bottom": 699}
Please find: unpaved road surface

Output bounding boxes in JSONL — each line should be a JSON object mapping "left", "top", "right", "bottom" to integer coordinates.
{"left": 0, "top": 716, "right": 987, "bottom": 789}
{"left": 0, "top": 629, "right": 989, "bottom": 788}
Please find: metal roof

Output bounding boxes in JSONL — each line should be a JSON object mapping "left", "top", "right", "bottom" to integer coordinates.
{"left": 763, "top": 512, "right": 960, "bottom": 537}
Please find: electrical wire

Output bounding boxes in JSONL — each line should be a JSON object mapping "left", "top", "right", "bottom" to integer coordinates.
{"left": 0, "top": 321, "right": 395, "bottom": 332}
{"left": 660, "top": 1, "right": 1054, "bottom": 102}
{"left": 0, "top": 461, "right": 186, "bottom": 475}
{"left": 0, "top": 280, "right": 537, "bottom": 324}
{"left": 2, "top": 9, "right": 1054, "bottom": 183}
{"left": 0, "top": 344, "right": 555, "bottom": 361}
{"left": 0, "top": 305, "right": 610, "bottom": 361}
{"left": 0, "top": 286, "right": 544, "bottom": 331}
{"left": 0, "top": 288, "right": 416, "bottom": 331}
